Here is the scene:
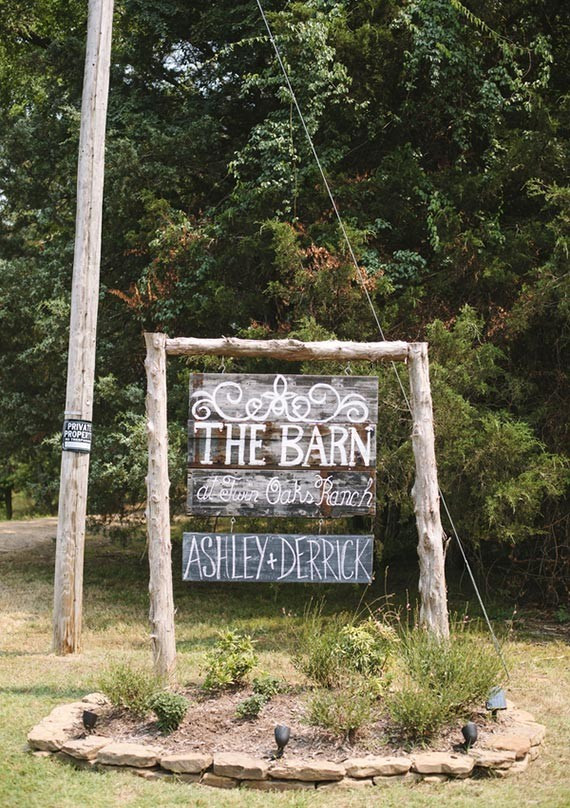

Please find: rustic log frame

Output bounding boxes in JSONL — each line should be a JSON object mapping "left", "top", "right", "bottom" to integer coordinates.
{"left": 145, "top": 333, "right": 449, "bottom": 678}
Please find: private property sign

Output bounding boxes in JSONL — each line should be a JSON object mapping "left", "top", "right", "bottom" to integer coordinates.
{"left": 186, "top": 373, "right": 378, "bottom": 518}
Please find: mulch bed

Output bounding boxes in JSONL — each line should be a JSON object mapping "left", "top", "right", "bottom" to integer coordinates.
{"left": 94, "top": 685, "right": 496, "bottom": 762}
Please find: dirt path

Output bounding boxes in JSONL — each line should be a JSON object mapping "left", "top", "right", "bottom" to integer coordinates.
{"left": 0, "top": 517, "right": 58, "bottom": 554}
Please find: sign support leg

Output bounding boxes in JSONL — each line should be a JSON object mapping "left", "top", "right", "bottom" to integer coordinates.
{"left": 144, "top": 332, "right": 177, "bottom": 679}
{"left": 408, "top": 342, "right": 449, "bottom": 638}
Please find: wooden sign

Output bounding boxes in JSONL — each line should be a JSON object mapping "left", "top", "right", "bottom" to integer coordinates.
{"left": 182, "top": 533, "right": 374, "bottom": 583}
{"left": 187, "top": 373, "right": 378, "bottom": 518}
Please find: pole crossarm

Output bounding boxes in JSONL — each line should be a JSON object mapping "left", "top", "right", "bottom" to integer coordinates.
{"left": 165, "top": 336, "right": 411, "bottom": 362}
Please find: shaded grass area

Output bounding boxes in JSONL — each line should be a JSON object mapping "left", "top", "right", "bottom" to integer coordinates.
{"left": 1, "top": 527, "right": 569, "bottom": 807}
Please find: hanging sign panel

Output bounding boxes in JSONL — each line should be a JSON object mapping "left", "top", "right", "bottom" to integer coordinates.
{"left": 187, "top": 373, "right": 378, "bottom": 518}
{"left": 182, "top": 533, "right": 374, "bottom": 584}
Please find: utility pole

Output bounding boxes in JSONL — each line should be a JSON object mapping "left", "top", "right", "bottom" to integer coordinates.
{"left": 53, "top": 0, "right": 114, "bottom": 654}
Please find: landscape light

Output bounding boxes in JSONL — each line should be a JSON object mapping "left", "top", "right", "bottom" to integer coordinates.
{"left": 461, "top": 721, "right": 478, "bottom": 749}
{"left": 82, "top": 710, "right": 98, "bottom": 731}
{"left": 486, "top": 686, "right": 507, "bottom": 718}
{"left": 274, "top": 724, "right": 290, "bottom": 759}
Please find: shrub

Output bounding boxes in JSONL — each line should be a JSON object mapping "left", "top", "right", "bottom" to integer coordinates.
{"left": 235, "top": 674, "right": 286, "bottom": 719}
{"left": 293, "top": 602, "right": 395, "bottom": 687}
{"left": 307, "top": 676, "right": 377, "bottom": 742}
{"left": 385, "top": 624, "right": 503, "bottom": 741}
{"left": 235, "top": 693, "right": 266, "bottom": 719}
{"left": 203, "top": 629, "right": 258, "bottom": 692}
{"left": 98, "top": 661, "right": 158, "bottom": 718}
{"left": 148, "top": 691, "right": 189, "bottom": 732}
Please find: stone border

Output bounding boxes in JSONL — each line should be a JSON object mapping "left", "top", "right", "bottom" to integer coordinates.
{"left": 27, "top": 693, "right": 546, "bottom": 791}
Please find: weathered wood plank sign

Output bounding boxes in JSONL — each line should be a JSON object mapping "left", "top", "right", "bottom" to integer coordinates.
{"left": 187, "top": 373, "right": 379, "bottom": 518}
{"left": 182, "top": 533, "right": 374, "bottom": 583}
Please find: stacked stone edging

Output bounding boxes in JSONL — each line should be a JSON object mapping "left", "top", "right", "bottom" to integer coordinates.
{"left": 27, "top": 693, "right": 546, "bottom": 791}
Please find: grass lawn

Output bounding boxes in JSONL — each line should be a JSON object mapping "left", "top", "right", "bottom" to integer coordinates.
{"left": 1, "top": 523, "right": 569, "bottom": 807}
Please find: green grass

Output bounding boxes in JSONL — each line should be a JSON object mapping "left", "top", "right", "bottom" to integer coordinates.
{"left": 1, "top": 527, "right": 570, "bottom": 807}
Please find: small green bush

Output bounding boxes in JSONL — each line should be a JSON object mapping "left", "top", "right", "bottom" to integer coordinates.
{"left": 252, "top": 674, "right": 284, "bottom": 699}
{"left": 235, "top": 675, "right": 285, "bottom": 719}
{"left": 235, "top": 693, "right": 266, "bottom": 719}
{"left": 98, "top": 661, "right": 158, "bottom": 717}
{"left": 293, "top": 603, "right": 395, "bottom": 687}
{"left": 307, "top": 676, "right": 377, "bottom": 742}
{"left": 203, "top": 629, "right": 258, "bottom": 692}
{"left": 385, "top": 624, "right": 503, "bottom": 741}
{"left": 148, "top": 691, "right": 189, "bottom": 732}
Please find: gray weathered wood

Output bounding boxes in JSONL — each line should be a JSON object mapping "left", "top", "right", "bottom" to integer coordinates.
{"left": 408, "top": 342, "right": 450, "bottom": 638}
{"left": 182, "top": 533, "right": 374, "bottom": 583}
{"left": 53, "top": 0, "right": 114, "bottom": 655}
{"left": 189, "top": 373, "right": 379, "bottom": 424}
{"left": 168, "top": 336, "right": 409, "bottom": 361}
{"left": 188, "top": 421, "right": 376, "bottom": 470}
{"left": 145, "top": 333, "right": 177, "bottom": 679}
{"left": 187, "top": 469, "right": 376, "bottom": 518}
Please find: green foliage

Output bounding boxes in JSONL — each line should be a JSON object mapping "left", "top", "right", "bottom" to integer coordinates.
{"left": 98, "top": 661, "right": 158, "bottom": 718}
{"left": 307, "top": 675, "right": 377, "bottom": 741}
{"left": 147, "top": 691, "right": 189, "bottom": 733}
{"left": 235, "top": 674, "right": 286, "bottom": 719}
{"left": 203, "top": 630, "right": 258, "bottom": 692}
{"left": 293, "top": 602, "right": 395, "bottom": 687}
{"left": 0, "top": 0, "right": 568, "bottom": 595}
{"left": 385, "top": 622, "right": 503, "bottom": 742}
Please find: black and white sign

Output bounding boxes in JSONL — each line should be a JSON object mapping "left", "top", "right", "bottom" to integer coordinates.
{"left": 187, "top": 373, "right": 378, "bottom": 518}
{"left": 62, "top": 419, "right": 92, "bottom": 453}
{"left": 182, "top": 532, "right": 374, "bottom": 584}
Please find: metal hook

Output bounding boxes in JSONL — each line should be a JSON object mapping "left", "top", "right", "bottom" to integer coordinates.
{"left": 344, "top": 363, "right": 352, "bottom": 375}
{"left": 318, "top": 518, "right": 324, "bottom": 535}
{"left": 230, "top": 516, "right": 236, "bottom": 534}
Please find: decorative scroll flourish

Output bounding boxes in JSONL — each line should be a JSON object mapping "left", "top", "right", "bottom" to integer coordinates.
{"left": 191, "top": 374, "right": 370, "bottom": 424}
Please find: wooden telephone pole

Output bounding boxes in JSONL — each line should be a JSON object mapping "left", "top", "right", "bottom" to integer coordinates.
{"left": 53, "top": 0, "right": 114, "bottom": 654}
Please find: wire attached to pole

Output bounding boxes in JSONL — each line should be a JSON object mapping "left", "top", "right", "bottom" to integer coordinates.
{"left": 254, "top": 0, "right": 508, "bottom": 677}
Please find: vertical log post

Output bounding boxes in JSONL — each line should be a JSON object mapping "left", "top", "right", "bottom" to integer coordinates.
{"left": 53, "top": 0, "right": 114, "bottom": 654}
{"left": 408, "top": 342, "right": 449, "bottom": 638}
{"left": 144, "top": 333, "right": 177, "bottom": 679}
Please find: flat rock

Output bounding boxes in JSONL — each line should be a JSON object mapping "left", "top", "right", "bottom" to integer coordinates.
{"left": 513, "top": 722, "right": 547, "bottom": 746}
{"left": 61, "top": 736, "right": 111, "bottom": 760}
{"left": 81, "top": 693, "right": 109, "bottom": 707}
{"left": 492, "top": 755, "right": 530, "bottom": 778}
{"left": 486, "top": 734, "right": 531, "bottom": 759}
{"left": 318, "top": 777, "right": 374, "bottom": 790}
{"left": 422, "top": 774, "right": 449, "bottom": 783}
{"left": 160, "top": 752, "right": 212, "bottom": 774}
{"left": 504, "top": 709, "right": 536, "bottom": 724}
{"left": 56, "top": 751, "right": 97, "bottom": 770}
{"left": 28, "top": 723, "right": 72, "bottom": 752}
{"left": 345, "top": 755, "right": 412, "bottom": 778}
{"left": 374, "top": 772, "right": 421, "bottom": 784}
{"left": 470, "top": 749, "right": 515, "bottom": 769}
{"left": 96, "top": 742, "right": 161, "bottom": 768}
{"left": 242, "top": 779, "right": 312, "bottom": 791}
{"left": 269, "top": 758, "right": 345, "bottom": 781}
{"left": 201, "top": 772, "right": 238, "bottom": 789}
{"left": 213, "top": 752, "right": 268, "bottom": 780}
{"left": 130, "top": 768, "right": 173, "bottom": 781}
{"left": 412, "top": 753, "right": 474, "bottom": 776}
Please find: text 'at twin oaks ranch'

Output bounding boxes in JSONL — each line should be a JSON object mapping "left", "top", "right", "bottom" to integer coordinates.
{"left": 183, "top": 372, "right": 379, "bottom": 584}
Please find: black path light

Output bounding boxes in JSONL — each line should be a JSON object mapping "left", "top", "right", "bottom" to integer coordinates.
{"left": 82, "top": 710, "right": 98, "bottom": 731}
{"left": 273, "top": 725, "right": 290, "bottom": 759}
{"left": 461, "top": 721, "right": 478, "bottom": 750}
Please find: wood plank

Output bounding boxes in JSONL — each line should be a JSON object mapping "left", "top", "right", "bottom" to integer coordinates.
{"left": 189, "top": 374, "right": 378, "bottom": 425}
{"left": 182, "top": 533, "right": 374, "bottom": 583}
{"left": 167, "top": 336, "right": 410, "bottom": 361}
{"left": 188, "top": 421, "right": 376, "bottom": 470}
{"left": 187, "top": 469, "right": 376, "bottom": 517}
